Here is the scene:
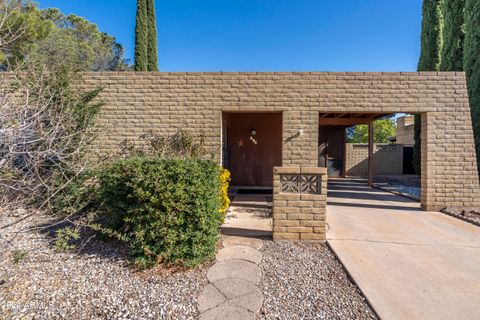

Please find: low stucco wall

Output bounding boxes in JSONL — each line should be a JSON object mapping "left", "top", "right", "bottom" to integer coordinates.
{"left": 346, "top": 143, "right": 403, "bottom": 176}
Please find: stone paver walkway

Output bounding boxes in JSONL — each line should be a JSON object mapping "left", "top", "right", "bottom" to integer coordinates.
{"left": 327, "top": 179, "right": 480, "bottom": 320}
{"left": 198, "top": 236, "right": 264, "bottom": 319}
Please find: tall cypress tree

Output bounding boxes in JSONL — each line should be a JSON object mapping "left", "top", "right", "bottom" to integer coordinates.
{"left": 414, "top": 0, "right": 444, "bottom": 175}
{"left": 146, "top": 0, "right": 158, "bottom": 71}
{"left": 440, "top": 0, "right": 465, "bottom": 71}
{"left": 418, "top": 0, "right": 444, "bottom": 71}
{"left": 464, "top": 0, "right": 480, "bottom": 173}
{"left": 134, "top": 0, "right": 148, "bottom": 71}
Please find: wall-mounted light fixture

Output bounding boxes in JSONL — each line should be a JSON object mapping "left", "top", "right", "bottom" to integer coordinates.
{"left": 250, "top": 128, "right": 257, "bottom": 136}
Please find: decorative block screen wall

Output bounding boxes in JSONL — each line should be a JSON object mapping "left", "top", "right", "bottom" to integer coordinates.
{"left": 273, "top": 167, "right": 328, "bottom": 240}
{"left": 82, "top": 71, "right": 480, "bottom": 211}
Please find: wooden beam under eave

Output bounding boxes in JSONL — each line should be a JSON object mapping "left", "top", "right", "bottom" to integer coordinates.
{"left": 319, "top": 118, "right": 372, "bottom": 126}
{"left": 342, "top": 127, "right": 347, "bottom": 178}
{"left": 368, "top": 122, "right": 374, "bottom": 187}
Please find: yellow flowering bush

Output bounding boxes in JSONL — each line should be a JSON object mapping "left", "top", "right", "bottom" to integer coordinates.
{"left": 219, "top": 168, "right": 231, "bottom": 223}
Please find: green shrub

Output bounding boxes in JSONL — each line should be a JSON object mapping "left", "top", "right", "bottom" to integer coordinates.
{"left": 54, "top": 226, "right": 81, "bottom": 251}
{"left": 96, "top": 157, "right": 222, "bottom": 268}
{"left": 10, "top": 250, "right": 28, "bottom": 264}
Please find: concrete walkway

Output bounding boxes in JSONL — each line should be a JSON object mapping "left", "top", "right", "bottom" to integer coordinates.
{"left": 327, "top": 179, "right": 480, "bottom": 320}
{"left": 221, "top": 193, "right": 272, "bottom": 238}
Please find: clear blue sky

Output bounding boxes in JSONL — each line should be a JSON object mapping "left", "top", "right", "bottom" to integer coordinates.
{"left": 38, "top": 0, "right": 422, "bottom": 72}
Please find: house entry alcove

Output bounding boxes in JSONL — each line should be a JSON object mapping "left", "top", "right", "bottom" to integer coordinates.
{"left": 318, "top": 125, "right": 346, "bottom": 177}
{"left": 222, "top": 112, "right": 282, "bottom": 187}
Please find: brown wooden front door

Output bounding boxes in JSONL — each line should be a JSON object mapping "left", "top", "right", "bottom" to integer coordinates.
{"left": 226, "top": 113, "right": 282, "bottom": 187}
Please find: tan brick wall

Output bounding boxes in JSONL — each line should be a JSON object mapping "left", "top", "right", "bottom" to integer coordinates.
{"left": 345, "top": 143, "right": 403, "bottom": 176}
{"left": 272, "top": 167, "right": 327, "bottom": 240}
{"left": 82, "top": 71, "right": 480, "bottom": 211}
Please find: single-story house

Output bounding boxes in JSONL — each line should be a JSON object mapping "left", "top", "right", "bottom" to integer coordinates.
{"left": 84, "top": 71, "right": 480, "bottom": 240}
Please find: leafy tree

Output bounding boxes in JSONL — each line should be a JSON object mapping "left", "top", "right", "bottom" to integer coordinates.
{"left": 348, "top": 119, "right": 397, "bottom": 144}
{"left": 146, "top": 0, "right": 158, "bottom": 71}
{"left": 35, "top": 9, "right": 128, "bottom": 71}
{"left": 0, "top": 1, "right": 53, "bottom": 67}
{"left": 415, "top": 0, "right": 444, "bottom": 175}
{"left": 0, "top": 2, "right": 128, "bottom": 71}
{"left": 134, "top": 0, "right": 148, "bottom": 71}
{"left": 440, "top": 0, "right": 465, "bottom": 71}
{"left": 464, "top": 0, "right": 480, "bottom": 173}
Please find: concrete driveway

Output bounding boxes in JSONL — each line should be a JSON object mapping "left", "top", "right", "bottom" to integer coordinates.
{"left": 327, "top": 179, "right": 480, "bottom": 320}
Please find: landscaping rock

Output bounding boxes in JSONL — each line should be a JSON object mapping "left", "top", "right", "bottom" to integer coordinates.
{"left": 258, "top": 241, "right": 378, "bottom": 320}
{"left": 373, "top": 175, "right": 421, "bottom": 201}
{"left": 442, "top": 207, "right": 480, "bottom": 226}
{"left": 0, "top": 211, "right": 208, "bottom": 320}
{"left": 2, "top": 209, "right": 376, "bottom": 320}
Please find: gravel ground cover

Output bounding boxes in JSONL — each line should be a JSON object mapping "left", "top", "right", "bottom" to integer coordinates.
{"left": 441, "top": 207, "right": 480, "bottom": 227}
{"left": 258, "top": 241, "right": 378, "bottom": 320}
{"left": 2, "top": 208, "right": 378, "bottom": 320}
{"left": 374, "top": 183, "right": 420, "bottom": 200}
{"left": 0, "top": 210, "right": 209, "bottom": 320}
{"left": 373, "top": 175, "right": 421, "bottom": 200}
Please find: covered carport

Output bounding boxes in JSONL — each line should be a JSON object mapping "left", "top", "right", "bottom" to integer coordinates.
{"left": 318, "top": 112, "right": 393, "bottom": 187}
